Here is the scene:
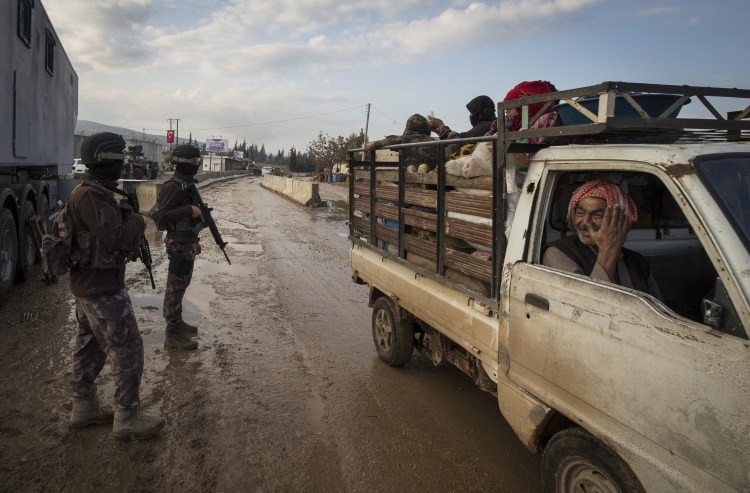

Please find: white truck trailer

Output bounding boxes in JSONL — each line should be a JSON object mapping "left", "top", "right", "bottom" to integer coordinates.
{"left": 1, "top": 0, "right": 78, "bottom": 302}
{"left": 348, "top": 82, "right": 749, "bottom": 492}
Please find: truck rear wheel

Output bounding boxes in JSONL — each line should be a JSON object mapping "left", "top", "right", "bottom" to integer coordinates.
{"left": 0, "top": 208, "right": 18, "bottom": 302}
{"left": 542, "top": 428, "right": 645, "bottom": 493}
{"left": 16, "top": 203, "right": 37, "bottom": 281}
{"left": 38, "top": 194, "right": 50, "bottom": 234}
{"left": 371, "top": 297, "right": 414, "bottom": 366}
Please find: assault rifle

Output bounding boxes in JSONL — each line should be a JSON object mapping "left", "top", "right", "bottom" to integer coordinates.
{"left": 185, "top": 182, "right": 231, "bottom": 264}
{"left": 117, "top": 184, "right": 156, "bottom": 289}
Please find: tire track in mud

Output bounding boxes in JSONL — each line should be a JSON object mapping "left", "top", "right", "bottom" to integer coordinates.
{"left": 0, "top": 176, "right": 543, "bottom": 492}
{"left": 249, "top": 181, "right": 382, "bottom": 489}
{"left": 136, "top": 177, "right": 350, "bottom": 491}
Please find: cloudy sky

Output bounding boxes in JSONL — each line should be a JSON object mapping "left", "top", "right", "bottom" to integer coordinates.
{"left": 45, "top": 0, "right": 750, "bottom": 154}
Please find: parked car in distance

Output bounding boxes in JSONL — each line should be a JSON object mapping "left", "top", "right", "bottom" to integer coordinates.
{"left": 261, "top": 166, "right": 274, "bottom": 175}
{"left": 72, "top": 158, "right": 87, "bottom": 175}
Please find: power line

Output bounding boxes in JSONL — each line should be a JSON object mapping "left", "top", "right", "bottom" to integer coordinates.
{"left": 370, "top": 105, "right": 402, "bottom": 126}
{"left": 149, "top": 105, "right": 367, "bottom": 133}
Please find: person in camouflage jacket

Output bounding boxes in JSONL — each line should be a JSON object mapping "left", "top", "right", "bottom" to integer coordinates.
{"left": 365, "top": 114, "right": 438, "bottom": 172}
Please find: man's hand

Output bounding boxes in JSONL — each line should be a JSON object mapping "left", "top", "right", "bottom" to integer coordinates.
{"left": 591, "top": 205, "right": 631, "bottom": 279}
{"left": 427, "top": 116, "right": 444, "bottom": 131}
{"left": 191, "top": 205, "right": 203, "bottom": 220}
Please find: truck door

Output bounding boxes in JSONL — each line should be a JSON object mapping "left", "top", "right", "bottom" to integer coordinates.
{"left": 505, "top": 167, "right": 749, "bottom": 491}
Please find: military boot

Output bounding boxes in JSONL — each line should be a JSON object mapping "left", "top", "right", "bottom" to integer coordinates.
{"left": 164, "top": 324, "right": 198, "bottom": 350}
{"left": 178, "top": 320, "right": 198, "bottom": 335}
{"left": 112, "top": 407, "right": 165, "bottom": 441}
{"left": 70, "top": 396, "right": 114, "bottom": 428}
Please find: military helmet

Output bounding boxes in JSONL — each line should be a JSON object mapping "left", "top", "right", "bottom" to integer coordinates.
{"left": 80, "top": 132, "right": 126, "bottom": 165}
{"left": 171, "top": 144, "right": 201, "bottom": 165}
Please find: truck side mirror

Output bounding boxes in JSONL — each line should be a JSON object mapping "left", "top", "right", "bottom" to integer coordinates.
{"left": 701, "top": 297, "right": 723, "bottom": 327}
{"left": 701, "top": 277, "right": 748, "bottom": 339}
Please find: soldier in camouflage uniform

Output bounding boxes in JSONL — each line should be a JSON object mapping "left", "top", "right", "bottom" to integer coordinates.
{"left": 156, "top": 144, "right": 204, "bottom": 350}
{"left": 365, "top": 114, "right": 438, "bottom": 172}
{"left": 67, "top": 132, "right": 164, "bottom": 440}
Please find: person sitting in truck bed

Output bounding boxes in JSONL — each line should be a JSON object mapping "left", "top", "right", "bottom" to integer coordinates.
{"left": 495, "top": 80, "right": 561, "bottom": 166}
{"left": 365, "top": 113, "right": 438, "bottom": 172}
{"left": 542, "top": 179, "right": 661, "bottom": 298}
{"left": 428, "top": 95, "right": 496, "bottom": 157}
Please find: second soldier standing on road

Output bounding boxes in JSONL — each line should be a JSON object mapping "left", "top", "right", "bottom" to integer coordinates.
{"left": 156, "top": 145, "right": 204, "bottom": 350}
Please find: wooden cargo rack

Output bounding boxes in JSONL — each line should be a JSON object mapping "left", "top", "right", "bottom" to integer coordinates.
{"left": 348, "top": 82, "right": 750, "bottom": 303}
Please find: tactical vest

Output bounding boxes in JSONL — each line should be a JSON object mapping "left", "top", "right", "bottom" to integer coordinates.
{"left": 70, "top": 180, "right": 137, "bottom": 269}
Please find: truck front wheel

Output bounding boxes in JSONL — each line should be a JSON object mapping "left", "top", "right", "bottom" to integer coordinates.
{"left": 542, "top": 428, "right": 644, "bottom": 493}
{"left": 371, "top": 297, "right": 414, "bottom": 366}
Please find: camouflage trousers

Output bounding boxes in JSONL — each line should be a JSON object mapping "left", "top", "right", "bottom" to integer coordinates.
{"left": 163, "top": 238, "right": 201, "bottom": 328}
{"left": 71, "top": 289, "right": 144, "bottom": 409}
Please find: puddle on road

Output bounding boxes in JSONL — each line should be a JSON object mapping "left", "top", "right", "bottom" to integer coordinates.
{"left": 220, "top": 235, "right": 263, "bottom": 253}
{"left": 130, "top": 290, "right": 163, "bottom": 311}
{"left": 226, "top": 243, "right": 263, "bottom": 253}
{"left": 194, "top": 258, "right": 252, "bottom": 276}
{"left": 217, "top": 218, "right": 254, "bottom": 232}
{"left": 324, "top": 199, "right": 347, "bottom": 210}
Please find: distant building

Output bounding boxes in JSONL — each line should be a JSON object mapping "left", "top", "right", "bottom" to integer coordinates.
{"left": 202, "top": 154, "right": 247, "bottom": 172}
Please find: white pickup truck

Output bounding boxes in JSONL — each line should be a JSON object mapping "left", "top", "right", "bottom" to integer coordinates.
{"left": 348, "top": 82, "right": 749, "bottom": 493}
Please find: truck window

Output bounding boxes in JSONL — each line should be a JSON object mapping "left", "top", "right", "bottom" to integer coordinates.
{"left": 695, "top": 154, "right": 750, "bottom": 250}
{"left": 538, "top": 170, "right": 746, "bottom": 339}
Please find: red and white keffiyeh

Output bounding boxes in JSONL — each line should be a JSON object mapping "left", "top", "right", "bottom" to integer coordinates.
{"left": 567, "top": 180, "right": 638, "bottom": 225}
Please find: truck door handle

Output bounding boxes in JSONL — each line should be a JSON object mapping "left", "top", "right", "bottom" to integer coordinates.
{"left": 525, "top": 293, "right": 549, "bottom": 311}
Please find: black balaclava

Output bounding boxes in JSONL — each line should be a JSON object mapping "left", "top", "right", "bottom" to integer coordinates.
{"left": 172, "top": 144, "right": 201, "bottom": 177}
{"left": 466, "top": 95, "right": 496, "bottom": 127}
{"left": 80, "top": 132, "right": 126, "bottom": 183}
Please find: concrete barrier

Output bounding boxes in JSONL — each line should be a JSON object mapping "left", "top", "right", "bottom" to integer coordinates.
{"left": 126, "top": 181, "right": 161, "bottom": 212}
{"left": 261, "top": 175, "right": 321, "bottom": 207}
{"left": 120, "top": 170, "right": 251, "bottom": 212}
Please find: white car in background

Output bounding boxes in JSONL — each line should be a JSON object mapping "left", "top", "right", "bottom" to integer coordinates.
{"left": 72, "top": 158, "right": 87, "bottom": 175}
{"left": 261, "top": 166, "right": 274, "bottom": 175}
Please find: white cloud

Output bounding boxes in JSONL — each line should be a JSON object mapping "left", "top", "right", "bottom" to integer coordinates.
{"left": 45, "top": 0, "right": 636, "bottom": 151}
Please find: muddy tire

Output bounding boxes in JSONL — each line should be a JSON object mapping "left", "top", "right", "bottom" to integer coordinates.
{"left": 16, "top": 203, "right": 36, "bottom": 282}
{"left": 37, "top": 194, "right": 50, "bottom": 234}
{"left": 0, "top": 208, "right": 18, "bottom": 302}
{"left": 542, "top": 428, "right": 645, "bottom": 493}
{"left": 371, "top": 297, "right": 414, "bottom": 366}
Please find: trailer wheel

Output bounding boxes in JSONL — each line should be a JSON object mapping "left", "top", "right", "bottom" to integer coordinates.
{"left": 0, "top": 208, "right": 18, "bottom": 302}
{"left": 16, "top": 203, "right": 36, "bottom": 281}
{"left": 38, "top": 194, "right": 51, "bottom": 234}
{"left": 542, "top": 428, "right": 645, "bottom": 493}
{"left": 371, "top": 297, "right": 414, "bottom": 366}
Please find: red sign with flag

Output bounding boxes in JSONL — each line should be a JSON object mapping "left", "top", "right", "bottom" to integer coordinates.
{"left": 166, "top": 130, "right": 175, "bottom": 143}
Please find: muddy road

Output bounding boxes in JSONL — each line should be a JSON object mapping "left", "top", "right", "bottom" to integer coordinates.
{"left": 0, "top": 177, "right": 541, "bottom": 492}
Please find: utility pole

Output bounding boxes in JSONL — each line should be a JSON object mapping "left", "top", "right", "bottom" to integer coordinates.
{"left": 362, "top": 103, "right": 371, "bottom": 161}
{"left": 364, "top": 103, "right": 371, "bottom": 146}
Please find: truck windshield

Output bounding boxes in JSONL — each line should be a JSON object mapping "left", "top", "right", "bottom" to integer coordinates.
{"left": 695, "top": 154, "right": 750, "bottom": 249}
